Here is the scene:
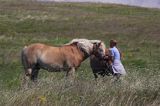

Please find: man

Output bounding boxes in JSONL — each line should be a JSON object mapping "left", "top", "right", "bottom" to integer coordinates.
{"left": 109, "top": 40, "right": 126, "bottom": 80}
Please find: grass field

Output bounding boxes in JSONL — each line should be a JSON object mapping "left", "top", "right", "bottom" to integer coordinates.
{"left": 0, "top": 0, "right": 160, "bottom": 105}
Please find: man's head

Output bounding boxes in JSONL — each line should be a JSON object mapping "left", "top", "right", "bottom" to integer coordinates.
{"left": 110, "top": 39, "right": 117, "bottom": 48}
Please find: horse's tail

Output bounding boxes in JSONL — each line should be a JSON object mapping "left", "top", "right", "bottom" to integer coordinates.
{"left": 21, "top": 46, "right": 27, "bottom": 71}
{"left": 21, "top": 46, "right": 32, "bottom": 88}
{"left": 21, "top": 46, "right": 32, "bottom": 76}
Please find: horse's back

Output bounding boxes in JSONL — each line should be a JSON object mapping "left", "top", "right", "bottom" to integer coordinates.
{"left": 24, "top": 43, "right": 61, "bottom": 55}
{"left": 22, "top": 43, "right": 83, "bottom": 69}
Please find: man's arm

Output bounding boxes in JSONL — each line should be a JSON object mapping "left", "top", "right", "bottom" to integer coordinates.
{"left": 109, "top": 49, "right": 114, "bottom": 62}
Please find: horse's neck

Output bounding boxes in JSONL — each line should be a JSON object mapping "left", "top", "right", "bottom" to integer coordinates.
{"left": 72, "top": 45, "right": 90, "bottom": 62}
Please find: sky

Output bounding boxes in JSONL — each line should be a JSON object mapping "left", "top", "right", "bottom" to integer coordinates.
{"left": 38, "top": 0, "right": 160, "bottom": 9}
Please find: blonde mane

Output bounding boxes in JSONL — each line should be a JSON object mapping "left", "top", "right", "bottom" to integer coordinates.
{"left": 66, "top": 38, "right": 106, "bottom": 55}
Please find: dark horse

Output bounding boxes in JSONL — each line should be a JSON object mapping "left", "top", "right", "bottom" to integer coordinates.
{"left": 90, "top": 48, "right": 113, "bottom": 79}
{"left": 21, "top": 39, "right": 106, "bottom": 82}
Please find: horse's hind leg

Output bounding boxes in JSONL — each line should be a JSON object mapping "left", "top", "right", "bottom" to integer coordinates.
{"left": 21, "top": 67, "right": 39, "bottom": 88}
{"left": 21, "top": 68, "right": 32, "bottom": 89}
{"left": 31, "top": 66, "right": 40, "bottom": 82}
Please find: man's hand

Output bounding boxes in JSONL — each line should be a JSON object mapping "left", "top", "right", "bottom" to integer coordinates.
{"left": 103, "top": 55, "right": 109, "bottom": 60}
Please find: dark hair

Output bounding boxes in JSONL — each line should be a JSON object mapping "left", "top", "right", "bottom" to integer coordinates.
{"left": 110, "top": 39, "right": 117, "bottom": 46}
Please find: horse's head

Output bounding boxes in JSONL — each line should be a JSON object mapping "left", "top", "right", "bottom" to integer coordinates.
{"left": 91, "top": 41, "right": 106, "bottom": 60}
{"left": 67, "top": 39, "right": 106, "bottom": 59}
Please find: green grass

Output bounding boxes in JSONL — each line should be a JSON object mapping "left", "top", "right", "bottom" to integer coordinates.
{"left": 0, "top": 0, "right": 160, "bottom": 105}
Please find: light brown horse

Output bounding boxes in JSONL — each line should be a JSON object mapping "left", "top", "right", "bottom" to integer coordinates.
{"left": 21, "top": 39, "right": 106, "bottom": 82}
{"left": 90, "top": 48, "right": 113, "bottom": 79}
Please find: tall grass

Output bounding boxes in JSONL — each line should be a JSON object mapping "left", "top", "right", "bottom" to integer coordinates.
{"left": 1, "top": 73, "right": 160, "bottom": 106}
{"left": 0, "top": 0, "right": 160, "bottom": 105}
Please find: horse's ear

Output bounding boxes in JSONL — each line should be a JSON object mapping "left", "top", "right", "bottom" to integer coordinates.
{"left": 93, "top": 42, "right": 102, "bottom": 49}
{"left": 98, "top": 42, "right": 102, "bottom": 47}
{"left": 94, "top": 42, "right": 101, "bottom": 48}
{"left": 93, "top": 42, "right": 98, "bottom": 48}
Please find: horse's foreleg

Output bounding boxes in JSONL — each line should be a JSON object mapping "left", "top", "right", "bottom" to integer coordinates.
{"left": 94, "top": 73, "right": 98, "bottom": 79}
{"left": 66, "top": 67, "right": 75, "bottom": 83}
